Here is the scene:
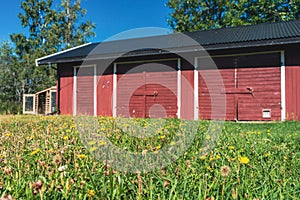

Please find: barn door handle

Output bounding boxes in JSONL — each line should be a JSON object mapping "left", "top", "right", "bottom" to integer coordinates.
{"left": 246, "top": 87, "right": 254, "bottom": 97}
{"left": 154, "top": 91, "right": 158, "bottom": 99}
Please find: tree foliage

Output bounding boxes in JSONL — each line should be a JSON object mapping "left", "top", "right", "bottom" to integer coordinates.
{"left": 166, "top": 0, "right": 300, "bottom": 32}
{"left": 0, "top": 42, "right": 23, "bottom": 114}
{"left": 0, "top": 0, "right": 95, "bottom": 113}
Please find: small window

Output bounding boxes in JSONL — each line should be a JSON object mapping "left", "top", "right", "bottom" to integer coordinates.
{"left": 262, "top": 109, "right": 271, "bottom": 118}
{"left": 23, "top": 94, "right": 36, "bottom": 114}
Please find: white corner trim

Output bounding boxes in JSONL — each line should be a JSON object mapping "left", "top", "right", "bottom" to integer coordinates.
{"left": 280, "top": 50, "right": 286, "bottom": 121}
{"left": 194, "top": 57, "right": 199, "bottom": 120}
{"left": 73, "top": 67, "right": 77, "bottom": 116}
{"left": 113, "top": 63, "right": 117, "bottom": 117}
{"left": 94, "top": 66, "right": 97, "bottom": 116}
{"left": 177, "top": 58, "right": 181, "bottom": 119}
{"left": 35, "top": 42, "right": 92, "bottom": 66}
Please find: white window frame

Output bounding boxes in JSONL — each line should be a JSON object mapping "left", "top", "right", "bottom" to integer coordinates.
{"left": 23, "top": 94, "right": 36, "bottom": 114}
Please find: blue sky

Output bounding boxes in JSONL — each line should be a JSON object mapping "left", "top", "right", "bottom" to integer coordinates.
{"left": 0, "top": 0, "right": 172, "bottom": 43}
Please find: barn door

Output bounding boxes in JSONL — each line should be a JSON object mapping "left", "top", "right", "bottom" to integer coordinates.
{"left": 236, "top": 53, "right": 281, "bottom": 121}
{"left": 198, "top": 57, "right": 236, "bottom": 121}
{"left": 74, "top": 66, "right": 96, "bottom": 116}
{"left": 117, "top": 60, "right": 178, "bottom": 118}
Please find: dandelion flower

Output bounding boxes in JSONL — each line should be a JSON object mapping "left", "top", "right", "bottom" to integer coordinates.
{"left": 200, "top": 155, "right": 207, "bottom": 160}
{"left": 228, "top": 146, "right": 235, "bottom": 150}
{"left": 0, "top": 194, "right": 13, "bottom": 200}
{"left": 88, "top": 141, "right": 97, "bottom": 146}
{"left": 206, "top": 166, "right": 212, "bottom": 171}
{"left": 238, "top": 156, "right": 250, "bottom": 164}
{"left": 87, "top": 189, "right": 95, "bottom": 197}
{"left": 58, "top": 165, "right": 68, "bottom": 172}
{"left": 53, "top": 155, "right": 62, "bottom": 165}
{"left": 265, "top": 153, "right": 270, "bottom": 157}
{"left": 78, "top": 154, "right": 87, "bottom": 159}
{"left": 90, "top": 147, "right": 98, "bottom": 152}
{"left": 30, "top": 148, "right": 40, "bottom": 156}
{"left": 220, "top": 165, "right": 230, "bottom": 177}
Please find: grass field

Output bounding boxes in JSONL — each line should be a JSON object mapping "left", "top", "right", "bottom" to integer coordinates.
{"left": 0, "top": 116, "right": 299, "bottom": 199}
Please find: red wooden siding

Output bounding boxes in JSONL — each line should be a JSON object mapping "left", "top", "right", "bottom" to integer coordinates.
{"left": 286, "top": 66, "right": 300, "bottom": 120}
{"left": 97, "top": 74, "right": 113, "bottom": 116}
{"left": 76, "top": 67, "right": 94, "bottom": 115}
{"left": 59, "top": 65, "right": 73, "bottom": 115}
{"left": 117, "top": 61, "right": 177, "bottom": 118}
{"left": 198, "top": 52, "right": 281, "bottom": 121}
{"left": 237, "top": 67, "right": 281, "bottom": 121}
{"left": 198, "top": 69, "right": 235, "bottom": 120}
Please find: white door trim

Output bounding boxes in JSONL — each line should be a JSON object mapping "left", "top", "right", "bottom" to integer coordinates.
{"left": 280, "top": 50, "right": 286, "bottom": 121}
{"left": 73, "top": 64, "right": 97, "bottom": 116}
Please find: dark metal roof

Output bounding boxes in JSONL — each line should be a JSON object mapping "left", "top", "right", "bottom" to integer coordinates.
{"left": 37, "top": 20, "right": 300, "bottom": 65}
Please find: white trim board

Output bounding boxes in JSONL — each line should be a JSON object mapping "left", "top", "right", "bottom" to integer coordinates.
{"left": 280, "top": 51, "right": 286, "bottom": 121}
{"left": 73, "top": 64, "right": 97, "bottom": 116}
{"left": 36, "top": 43, "right": 92, "bottom": 66}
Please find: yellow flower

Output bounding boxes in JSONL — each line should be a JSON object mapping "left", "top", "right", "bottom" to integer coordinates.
{"left": 90, "top": 147, "right": 97, "bottom": 152}
{"left": 284, "top": 156, "right": 287, "bottom": 161}
{"left": 156, "top": 145, "right": 161, "bottom": 150}
{"left": 63, "top": 136, "right": 69, "bottom": 140}
{"left": 5, "top": 133, "right": 11, "bottom": 137}
{"left": 257, "top": 131, "right": 261, "bottom": 135}
{"left": 265, "top": 153, "right": 270, "bottom": 157}
{"left": 88, "top": 141, "right": 97, "bottom": 146}
{"left": 30, "top": 148, "right": 40, "bottom": 156}
{"left": 160, "top": 135, "right": 166, "bottom": 139}
{"left": 78, "top": 154, "right": 87, "bottom": 159}
{"left": 98, "top": 140, "right": 107, "bottom": 146}
{"left": 87, "top": 189, "right": 95, "bottom": 197}
{"left": 206, "top": 166, "right": 212, "bottom": 171}
{"left": 238, "top": 156, "right": 250, "bottom": 164}
{"left": 206, "top": 135, "right": 211, "bottom": 140}
{"left": 228, "top": 146, "right": 235, "bottom": 150}
{"left": 200, "top": 155, "right": 207, "bottom": 160}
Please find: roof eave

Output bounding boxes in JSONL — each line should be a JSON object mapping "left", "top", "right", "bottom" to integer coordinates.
{"left": 37, "top": 38, "right": 300, "bottom": 65}
{"left": 35, "top": 42, "right": 92, "bottom": 66}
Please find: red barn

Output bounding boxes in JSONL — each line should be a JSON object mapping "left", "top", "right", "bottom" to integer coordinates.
{"left": 36, "top": 20, "right": 300, "bottom": 121}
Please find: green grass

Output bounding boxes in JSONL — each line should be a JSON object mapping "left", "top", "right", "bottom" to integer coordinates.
{"left": 0, "top": 116, "right": 299, "bottom": 199}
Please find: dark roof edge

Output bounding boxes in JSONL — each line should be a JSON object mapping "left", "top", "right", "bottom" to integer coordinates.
{"left": 35, "top": 42, "right": 93, "bottom": 66}
{"left": 37, "top": 39, "right": 300, "bottom": 65}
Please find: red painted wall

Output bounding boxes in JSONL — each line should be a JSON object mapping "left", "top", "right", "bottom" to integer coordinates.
{"left": 58, "top": 65, "right": 73, "bottom": 115}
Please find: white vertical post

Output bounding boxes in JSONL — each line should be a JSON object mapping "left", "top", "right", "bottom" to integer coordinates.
{"left": 94, "top": 66, "right": 97, "bottom": 116}
{"left": 113, "top": 63, "right": 117, "bottom": 117}
{"left": 177, "top": 58, "right": 181, "bottom": 119}
{"left": 281, "top": 51, "right": 286, "bottom": 121}
{"left": 194, "top": 57, "right": 199, "bottom": 120}
{"left": 73, "top": 67, "right": 77, "bottom": 116}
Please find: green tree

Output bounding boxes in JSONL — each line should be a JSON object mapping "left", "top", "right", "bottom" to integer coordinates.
{"left": 166, "top": 0, "right": 300, "bottom": 32}
{"left": 58, "top": 0, "right": 96, "bottom": 50}
{"left": 0, "top": 42, "right": 23, "bottom": 114}
{"left": 9, "top": 0, "right": 95, "bottom": 93}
